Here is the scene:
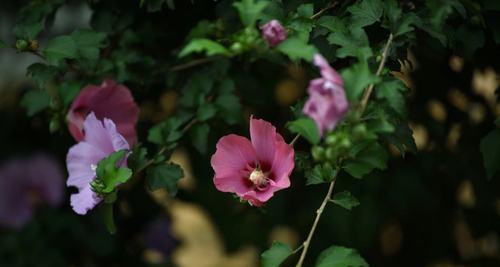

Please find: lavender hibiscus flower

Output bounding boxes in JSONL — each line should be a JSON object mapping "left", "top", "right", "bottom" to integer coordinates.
{"left": 0, "top": 154, "right": 64, "bottom": 229}
{"left": 66, "top": 112, "right": 130, "bottom": 215}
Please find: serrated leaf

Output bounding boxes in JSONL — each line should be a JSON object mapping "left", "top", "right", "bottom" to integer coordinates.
{"left": 327, "top": 27, "right": 372, "bottom": 60}
{"left": 13, "top": 20, "right": 45, "bottom": 40}
{"left": 331, "top": 191, "right": 360, "bottom": 210}
{"left": 277, "top": 37, "right": 317, "bottom": 62}
{"left": 148, "top": 114, "right": 192, "bottom": 145}
{"left": 305, "top": 164, "right": 336, "bottom": 185}
{"left": 343, "top": 142, "right": 388, "bottom": 178}
{"left": 20, "top": 89, "right": 50, "bottom": 116}
{"left": 233, "top": 0, "right": 269, "bottom": 26}
{"left": 288, "top": 117, "right": 320, "bottom": 145}
{"left": 480, "top": 129, "right": 500, "bottom": 179}
{"left": 190, "top": 123, "right": 210, "bottom": 154}
{"left": 146, "top": 162, "right": 184, "bottom": 196}
{"left": 96, "top": 150, "right": 133, "bottom": 194}
{"left": 317, "top": 16, "right": 346, "bottom": 32}
{"left": 297, "top": 3, "right": 314, "bottom": 17}
{"left": 376, "top": 79, "right": 406, "bottom": 115}
{"left": 348, "top": 0, "right": 383, "bottom": 28}
{"left": 197, "top": 102, "right": 217, "bottom": 121}
{"left": 26, "top": 63, "right": 58, "bottom": 89}
{"left": 315, "top": 245, "right": 368, "bottom": 267}
{"left": 261, "top": 242, "right": 292, "bottom": 267}
{"left": 179, "top": 38, "right": 230, "bottom": 57}
{"left": 71, "top": 29, "right": 107, "bottom": 60}
{"left": 128, "top": 146, "right": 149, "bottom": 171}
{"left": 341, "top": 62, "right": 380, "bottom": 101}
{"left": 43, "top": 35, "right": 77, "bottom": 65}
{"left": 215, "top": 93, "right": 242, "bottom": 124}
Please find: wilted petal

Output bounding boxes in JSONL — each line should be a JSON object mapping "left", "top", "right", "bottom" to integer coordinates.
{"left": 313, "top": 54, "right": 343, "bottom": 85}
{"left": 70, "top": 186, "right": 101, "bottom": 215}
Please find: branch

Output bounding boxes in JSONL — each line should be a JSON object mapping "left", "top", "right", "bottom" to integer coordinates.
{"left": 289, "top": 134, "right": 301, "bottom": 147}
{"left": 295, "top": 176, "right": 337, "bottom": 267}
{"left": 310, "top": 1, "right": 339, "bottom": 20}
{"left": 359, "top": 33, "right": 394, "bottom": 113}
{"left": 169, "top": 57, "right": 219, "bottom": 72}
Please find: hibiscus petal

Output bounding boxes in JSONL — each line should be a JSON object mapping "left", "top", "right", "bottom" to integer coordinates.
{"left": 271, "top": 140, "right": 294, "bottom": 189}
{"left": 249, "top": 118, "right": 277, "bottom": 170}
{"left": 313, "top": 54, "right": 343, "bottom": 86}
{"left": 66, "top": 142, "right": 106, "bottom": 189}
{"left": 211, "top": 134, "right": 256, "bottom": 177}
{"left": 103, "top": 118, "right": 130, "bottom": 151}
{"left": 83, "top": 112, "right": 115, "bottom": 153}
{"left": 70, "top": 186, "right": 102, "bottom": 215}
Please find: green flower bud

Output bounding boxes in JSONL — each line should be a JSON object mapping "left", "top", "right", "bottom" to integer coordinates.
{"left": 325, "top": 135, "right": 339, "bottom": 145}
{"left": 230, "top": 42, "right": 243, "bottom": 53}
{"left": 353, "top": 124, "right": 367, "bottom": 139}
{"left": 311, "top": 146, "right": 326, "bottom": 161}
{"left": 15, "top": 39, "right": 29, "bottom": 51}
{"left": 49, "top": 119, "right": 60, "bottom": 133}
{"left": 325, "top": 147, "right": 338, "bottom": 161}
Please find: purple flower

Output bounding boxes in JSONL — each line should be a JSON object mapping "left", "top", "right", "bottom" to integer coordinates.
{"left": 303, "top": 54, "right": 349, "bottom": 135}
{"left": 0, "top": 154, "right": 64, "bottom": 229}
{"left": 260, "top": 20, "right": 287, "bottom": 46}
{"left": 144, "top": 217, "right": 178, "bottom": 257}
{"left": 66, "top": 112, "right": 129, "bottom": 215}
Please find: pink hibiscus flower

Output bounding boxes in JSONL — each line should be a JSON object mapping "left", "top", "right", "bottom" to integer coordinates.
{"left": 67, "top": 79, "right": 140, "bottom": 146}
{"left": 211, "top": 117, "right": 295, "bottom": 206}
{"left": 260, "top": 19, "right": 287, "bottom": 46}
{"left": 303, "top": 54, "right": 349, "bottom": 135}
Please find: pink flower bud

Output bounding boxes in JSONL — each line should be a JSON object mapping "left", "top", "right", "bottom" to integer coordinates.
{"left": 260, "top": 20, "right": 287, "bottom": 46}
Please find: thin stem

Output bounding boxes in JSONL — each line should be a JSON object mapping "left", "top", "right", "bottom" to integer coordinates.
{"left": 310, "top": 1, "right": 339, "bottom": 20}
{"left": 169, "top": 57, "right": 219, "bottom": 72}
{"left": 289, "top": 134, "right": 301, "bottom": 147}
{"left": 359, "top": 33, "right": 394, "bottom": 113}
{"left": 295, "top": 176, "right": 337, "bottom": 267}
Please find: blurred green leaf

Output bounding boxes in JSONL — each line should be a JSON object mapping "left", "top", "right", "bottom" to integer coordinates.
{"left": 20, "top": 89, "right": 50, "bottom": 116}
{"left": 315, "top": 245, "right": 368, "bottom": 267}
{"left": 43, "top": 36, "right": 77, "bottom": 65}
{"left": 277, "top": 37, "right": 317, "bottom": 62}
{"left": 348, "top": 0, "right": 383, "bottom": 28}
{"left": 376, "top": 79, "right": 406, "bottom": 115}
{"left": 71, "top": 29, "right": 107, "bottom": 60}
{"left": 26, "top": 63, "right": 58, "bottom": 89}
{"left": 216, "top": 93, "right": 242, "bottom": 124}
{"left": 190, "top": 123, "right": 210, "bottom": 154}
{"left": 327, "top": 27, "right": 372, "bottom": 60}
{"left": 341, "top": 62, "right": 380, "bottom": 101}
{"left": 330, "top": 191, "right": 360, "bottom": 210}
{"left": 344, "top": 142, "right": 388, "bottom": 178}
{"left": 288, "top": 117, "right": 320, "bottom": 145}
{"left": 148, "top": 114, "right": 192, "bottom": 145}
{"left": 58, "top": 81, "right": 81, "bottom": 106}
{"left": 261, "top": 242, "right": 292, "bottom": 267}
{"left": 480, "top": 128, "right": 500, "bottom": 179}
{"left": 146, "top": 162, "right": 184, "bottom": 196}
{"left": 233, "top": 0, "right": 269, "bottom": 26}
{"left": 128, "top": 146, "right": 149, "bottom": 172}
{"left": 305, "top": 164, "right": 336, "bottom": 185}
{"left": 197, "top": 102, "right": 217, "bottom": 121}
{"left": 385, "top": 123, "right": 417, "bottom": 157}
{"left": 179, "top": 38, "right": 230, "bottom": 57}
{"left": 297, "top": 3, "right": 314, "bottom": 17}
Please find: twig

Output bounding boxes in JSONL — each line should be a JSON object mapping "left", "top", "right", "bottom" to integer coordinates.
{"left": 295, "top": 176, "right": 337, "bottom": 267}
{"left": 359, "top": 33, "right": 394, "bottom": 113}
{"left": 310, "top": 1, "right": 338, "bottom": 20}
{"left": 289, "top": 134, "right": 301, "bottom": 147}
{"left": 169, "top": 57, "right": 219, "bottom": 72}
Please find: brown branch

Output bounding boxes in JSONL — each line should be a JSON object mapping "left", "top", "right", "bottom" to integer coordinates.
{"left": 295, "top": 176, "right": 337, "bottom": 267}
{"left": 359, "top": 33, "right": 394, "bottom": 113}
{"left": 169, "top": 57, "right": 219, "bottom": 72}
{"left": 310, "top": 1, "right": 339, "bottom": 20}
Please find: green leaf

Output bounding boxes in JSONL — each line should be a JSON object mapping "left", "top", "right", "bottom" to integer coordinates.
{"left": 315, "top": 245, "right": 368, "bottom": 267}
{"left": 480, "top": 129, "right": 500, "bottom": 179}
{"left": 261, "top": 242, "right": 292, "bottom": 267}
{"left": 43, "top": 35, "right": 77, "bottom": 65}
{"left": 71, "top": 29, "right": 107, "bottom": 60}
{"left": 20, "top": 89, "right": 50, "bottom": 116}
{"left": 128, "top": 146, "right": 149, "bottom": 172}
{"left": 385, "top": 123, "right": 417, "bottom": 157}
{"left": 277, "top": 37, "right": 317, "bottom": 62}
{"left": 26, "top": 63, "right": 58, "bottom": 89}
{"left": 95, "top": 150, "right": 133, "bottom": 194}
{"left": 190, "top": 123, "right": 210, "bottom": 154}
{"left": 348, "top": 0, "right": 383, "bottom": 28}
{"left": 341, "top": 62, "right": 380, "bottom": 101}
{"left": 233, "top": 0, "right": 269, "bottom": 26}
{"left": 393, "top": 13, "right": 421, "bottom": 36}
{"left": 58, "top": 81, "right": 81, "bottom": 106}
{"left": 287, "top": 117, "right": 320, "bottom": 145}
{"left": 146, "top": 162, "right": 184, "bottom": 196}
{"left": 215, "top": 93, "right": 242, "bottom": 124}
{"left": 327, "top": 27, "right": 372, "bottom": 60}
{"left": 197, "top": 102, "right": 217, "bottom": 121}
{"left": 376, "top": 79, "right": 407, "bottom": 115}
{"left": 305, "top": 164, "right": 336, "bottom": 185}
{"left": 317, "top": 16, "right": 346, "bottom": 32}
{"left": 13, "top": 20, "right": 45, "bottom": 40}
{"left": 179, "top": 38, "right": 230, "bottom": 57}
{"left": 343, "top": 142, "right": 388, "bottom": 178}
{"left": 330, "top": 191, "right": 360, "bottom": 210}
{"left": 297, "top": 3, "right": 314, "bottom": 17}
{"left": 148, "top": 114, "right": 192, "bottom": 145}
